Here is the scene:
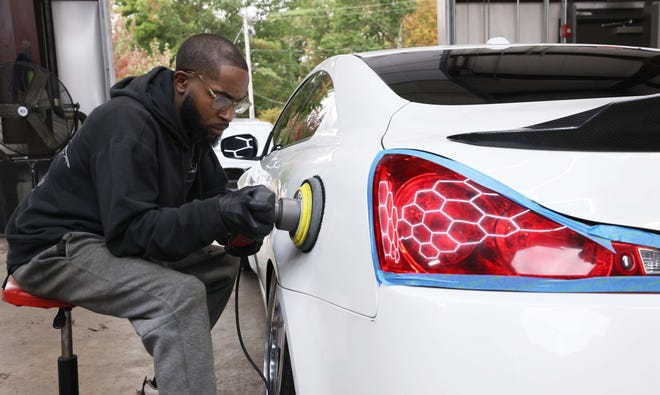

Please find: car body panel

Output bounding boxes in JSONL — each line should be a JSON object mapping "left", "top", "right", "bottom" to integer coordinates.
{"left": 239, "top": 43, "right": 660, "bottom": 394}
{"left": 243, "top": 55, "right": 408, "bottom": 316}
{"left": 281, "top": 283, "right": 660, "bottom": 395}
{"left": 383, "top": 99, "right": 660, "bottom": 231}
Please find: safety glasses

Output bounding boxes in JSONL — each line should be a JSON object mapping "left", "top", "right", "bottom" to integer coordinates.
{"left": 186, "top": 71, "right": 251, "bottom": 114}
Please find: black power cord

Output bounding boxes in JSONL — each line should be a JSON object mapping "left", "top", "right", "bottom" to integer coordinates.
{"left": 234, "top": 255, "right": 270, "bottom": 394}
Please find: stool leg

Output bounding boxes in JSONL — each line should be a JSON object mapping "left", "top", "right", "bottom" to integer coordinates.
{"left": 55, "top": 308, "right": 79, "bottom": 395}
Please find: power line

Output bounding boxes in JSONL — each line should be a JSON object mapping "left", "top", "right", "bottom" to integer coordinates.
{"left": 263, "top": 1, "right": 417, "bottom": 20}
{"left": 270, "top": 0, "right": 417, "bottom": 15}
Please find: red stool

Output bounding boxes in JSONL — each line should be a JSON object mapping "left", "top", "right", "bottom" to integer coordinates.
{"left": 2, "top": 278, "right": 79, "bottom": 395}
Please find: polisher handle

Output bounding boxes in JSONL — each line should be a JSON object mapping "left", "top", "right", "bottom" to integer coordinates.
{"left": 228, "top": 196, "right": 301, "bottom": 248}
{"left": 275, "top": 198, "right": 301, "bottom": 232}
{"left": 227, "top": 233, "right": 256, "bottom": 248}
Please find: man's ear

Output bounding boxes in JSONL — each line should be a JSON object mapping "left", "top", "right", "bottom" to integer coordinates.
{"left": 173, "top": 71, "right": 190, "bottom": 94}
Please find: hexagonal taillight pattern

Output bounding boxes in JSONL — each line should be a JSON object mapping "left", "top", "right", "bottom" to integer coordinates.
{"left": 373, "top": 153, "right": 647, "bottom": 278}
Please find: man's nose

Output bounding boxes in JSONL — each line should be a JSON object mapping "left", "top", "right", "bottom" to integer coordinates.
{"left": 218, "top": 106, "right": 234, "bottom": 122}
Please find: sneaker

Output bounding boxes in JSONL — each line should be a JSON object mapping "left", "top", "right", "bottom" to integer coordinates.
{"left": 137, "top": 377, "right": 158, "bottom": 395}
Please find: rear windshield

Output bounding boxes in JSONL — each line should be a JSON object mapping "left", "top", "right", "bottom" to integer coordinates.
{"left": 360, "top": 45, "right": 660, "bottom": 104}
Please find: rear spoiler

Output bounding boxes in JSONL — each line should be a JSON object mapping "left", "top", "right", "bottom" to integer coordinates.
{"left": 447, "top": 94, "right": 660, "bottom": 152}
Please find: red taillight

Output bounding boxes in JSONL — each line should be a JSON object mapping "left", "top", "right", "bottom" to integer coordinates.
{"left": 373, "top": 154, "right": 647, "bottom": 279}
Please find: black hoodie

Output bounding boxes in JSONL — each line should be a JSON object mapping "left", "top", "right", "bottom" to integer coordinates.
{"left": 5, "top": 67, "right": 230, "bottom": 273}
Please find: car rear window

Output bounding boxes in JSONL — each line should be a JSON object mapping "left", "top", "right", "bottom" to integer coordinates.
{"left": 360, "top": 45, "right": 660, "bottom": 104}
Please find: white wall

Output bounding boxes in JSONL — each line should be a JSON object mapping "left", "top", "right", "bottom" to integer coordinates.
{"left": 455, "top": 2, "right": 563, "bottom": 44}
{"left": 444, "top": 1, "right": 660, "bottom": 47}
{"left": 52, "top": 0, "right": 114, "bottom": 116}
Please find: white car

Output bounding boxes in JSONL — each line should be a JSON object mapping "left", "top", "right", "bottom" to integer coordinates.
{"left": 214, "top": 118, "right": 272, "bottom": 190}
{"left": 229, "top": 43, "right": 660, "bottom": 395}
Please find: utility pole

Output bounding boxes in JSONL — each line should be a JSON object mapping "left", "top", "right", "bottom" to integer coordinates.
{"left": 447, "top": 0, "right": 455, "bottom": 44}
{"left": 242, "top": 4, "right": 255, "bottom": 119}
{"left": 437, "top": 0, "right": 447, "bottom": 44}
{"left": 437, "top": 0, "right": 456, "bottom": 45}
{"left": 542, "top": 0, "right": 549, "bottom": 42}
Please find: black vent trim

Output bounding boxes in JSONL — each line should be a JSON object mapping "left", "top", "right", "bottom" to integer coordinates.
{"left": 447, "top": 95, "right": 660, "bottom": 152}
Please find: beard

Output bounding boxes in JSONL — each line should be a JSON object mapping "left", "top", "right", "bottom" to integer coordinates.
{"left": 180, "top": 95, "right": 221, "bottom": 145}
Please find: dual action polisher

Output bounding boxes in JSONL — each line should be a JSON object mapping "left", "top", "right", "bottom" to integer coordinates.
{"left": 273, "top": 177, "right": 324, "bottom": 252}
{"left": 232, "top": 178, "right": 324, "bottom": 391}
{"left": 229, "top": 177, "right": 324, "bottom": 252}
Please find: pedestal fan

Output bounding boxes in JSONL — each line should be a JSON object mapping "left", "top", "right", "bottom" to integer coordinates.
{"left": 0, "top": 61, "right": 82, "bottom": 185}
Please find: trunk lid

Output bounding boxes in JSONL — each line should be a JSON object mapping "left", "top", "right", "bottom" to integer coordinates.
{"left": 382, "top": 96, "right": 660, "bottom": 232}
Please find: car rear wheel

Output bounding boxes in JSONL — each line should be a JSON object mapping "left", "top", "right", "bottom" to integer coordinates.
{"left": 263, "top": 277, "right": 296, "bottom": 395}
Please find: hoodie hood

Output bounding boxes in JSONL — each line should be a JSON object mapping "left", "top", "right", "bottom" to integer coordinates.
{"left": 110, "top": 67, "right": 189, "bottom": 146}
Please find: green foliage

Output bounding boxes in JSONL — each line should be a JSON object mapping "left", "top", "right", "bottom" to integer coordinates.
{"left": 257, "top": 107, "right": 283, "bottom": 124}
{"left": 114, "top": 0, "right": 245, "bottom": 55}
{"left": 111, "top": 0, "right": 421, "bottom": 115}
{"left": 250, "top": 0, "right": 414, "bottom": 113}
{"left": 112, "top": 6, "right": 173, "bottom": 80}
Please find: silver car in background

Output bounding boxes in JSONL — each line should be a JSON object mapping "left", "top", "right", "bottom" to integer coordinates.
{"left": 215, "top": 118, "right": 273, "bottom": 190}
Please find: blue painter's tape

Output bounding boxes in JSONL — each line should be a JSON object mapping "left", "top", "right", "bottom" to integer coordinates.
{"left": 368, "top": 149, "right": 660, "bottom": 293}
{"left": 379, "top": 272, "right": 660, "bottom": 293}
{"left": 588, "top": 224, "right": 660, "bottom": 248}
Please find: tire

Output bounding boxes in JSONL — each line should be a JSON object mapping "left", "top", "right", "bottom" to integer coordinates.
{"left": 263, "top": 277, "right": 296, "bottom": 395}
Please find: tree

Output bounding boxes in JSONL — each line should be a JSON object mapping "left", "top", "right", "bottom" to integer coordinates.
{"left": 110, "top": 0, "right": 417, "bottom": 119}
{"left": 112, "top": 8, "right": 172, "bottom": 80}
{"left": 250, "top": 0, "right": 414, "bottom": 116}
{"left": 248, "top": 0, "right": 310, "bottom": 118}
{"left": 114, "top": 0, "right": 244, "bottom": 55}
{"left": 401, "top": 0, "right": 438, "bottom": 47}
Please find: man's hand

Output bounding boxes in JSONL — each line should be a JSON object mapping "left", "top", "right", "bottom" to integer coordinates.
{"left": 217, "top": 185, "right": 276, "bottom": 241}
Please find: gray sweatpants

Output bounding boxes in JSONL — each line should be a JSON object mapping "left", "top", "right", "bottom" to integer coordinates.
{"left": 12, "top": 231, "right": 240, "bottom": 395}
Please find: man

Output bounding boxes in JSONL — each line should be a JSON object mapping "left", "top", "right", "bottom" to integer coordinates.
{"left": 4, "top": 34, "right": 273, "bottom": 394}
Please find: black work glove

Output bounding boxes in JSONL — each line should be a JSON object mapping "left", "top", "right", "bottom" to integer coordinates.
{"left": 217, "top": 185, "right": 276, "bottom": 241}
{"left": 225, "top": 239, "right": 263, "bottom": 257}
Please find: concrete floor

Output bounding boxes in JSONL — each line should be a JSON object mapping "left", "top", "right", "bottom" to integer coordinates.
{"left": 0, "top": 238, "right": 268, "bottom": 395}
